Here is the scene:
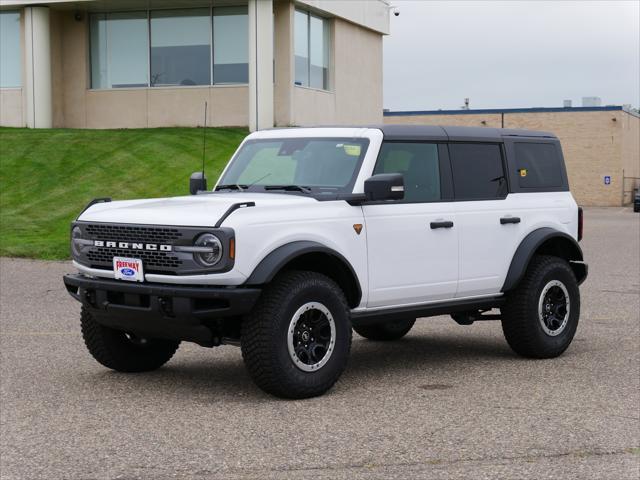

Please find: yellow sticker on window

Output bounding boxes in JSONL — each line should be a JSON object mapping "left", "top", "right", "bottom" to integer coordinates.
{"left": 519, "top": 169, "right": 527, "bottom": 177}
{"left": 343, "top": 144, "right": 361, "bottom": 156}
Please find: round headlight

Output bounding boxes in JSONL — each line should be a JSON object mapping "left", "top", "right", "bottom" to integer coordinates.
{"left": 194, "top": 233, "right": 223, "bottom": 267}
{"left": 71, "top": 226, "right": 82, "bottom": 257}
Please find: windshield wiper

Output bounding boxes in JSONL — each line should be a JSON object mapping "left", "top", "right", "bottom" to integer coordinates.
{"left": 264, "top": 185, "right": 312, "bottom": 194}
{"left": 215, "top": 184, "right": 248, "bottom": 191}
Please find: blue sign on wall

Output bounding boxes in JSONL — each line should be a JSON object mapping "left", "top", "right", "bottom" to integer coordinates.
{"left": 604, "top": 176, "right": 611, "bottom": 185}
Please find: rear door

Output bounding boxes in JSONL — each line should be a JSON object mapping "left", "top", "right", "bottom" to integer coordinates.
{"left": 363, "top": 142, "right": 459, "bottom": 308}
{"left": 449, "top": 143, "right": 524, "bottom": 297}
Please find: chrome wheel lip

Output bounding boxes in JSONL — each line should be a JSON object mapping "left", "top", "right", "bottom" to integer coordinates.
{"left": 538, "top": 280, "right": 570, "bottom": 336}
{"left": 287, "top": 302, "right": 336, "bottom": 372}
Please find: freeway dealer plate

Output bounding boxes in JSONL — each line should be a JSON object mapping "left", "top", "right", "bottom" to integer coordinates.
{"left": 113, "top": 257, "right": 144, "bottom": 282}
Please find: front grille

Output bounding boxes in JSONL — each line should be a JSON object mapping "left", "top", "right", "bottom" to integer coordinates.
{"left": 74, "top": 221, "right": 235, "bottom": 276}
{"left": 80, "top": 222, "right": 187, "bottom": 274}
{"left": 85, "top": 224, "right": 183, "bottom": 243}
{"left": 87, "top": 248, "right": 181, "bottom": 270}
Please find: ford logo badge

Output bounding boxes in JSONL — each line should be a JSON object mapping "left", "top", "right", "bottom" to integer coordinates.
{"left": 121, "top": 268, "right": 136, "bottom": 277}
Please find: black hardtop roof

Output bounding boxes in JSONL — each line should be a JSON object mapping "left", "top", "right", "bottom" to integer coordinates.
{"left": 264, "top": 125, "right": 557, "bottom": 142}
{"left": 378, "top": 125, "right": 557, "bottom": 142}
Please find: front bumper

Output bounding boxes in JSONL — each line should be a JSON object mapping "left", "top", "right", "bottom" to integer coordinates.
{"left": 71, "top": 260, "right": 249, "bottom": 285}
{"left": 63, "top": 274, "right": 261, "bottom": 345}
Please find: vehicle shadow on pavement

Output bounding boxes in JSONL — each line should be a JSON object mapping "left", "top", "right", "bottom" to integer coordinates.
{"left": 76, "top": 332, "right": 518, "bottom": 401}
{"left": 82, "top": 352, "right": 267, "bottom": 401}
{"left": 347, "top": 332, "right": 516, "bottom": 375}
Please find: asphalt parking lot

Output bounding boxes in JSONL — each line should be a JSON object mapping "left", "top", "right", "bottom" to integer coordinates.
{"left": 1, "top": 207, "right": 638, "bottom": 480}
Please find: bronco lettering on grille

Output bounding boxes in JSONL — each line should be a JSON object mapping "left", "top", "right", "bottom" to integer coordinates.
{"left": 93, "top": 240, "right": 172, "bottom": 251}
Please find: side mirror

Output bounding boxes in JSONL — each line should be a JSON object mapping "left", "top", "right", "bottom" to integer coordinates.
{"left": 364, "top": 173, "right": 404, "bottom": 201}
{"left": 189, "top": 172, "right": 208, "bottom": 195}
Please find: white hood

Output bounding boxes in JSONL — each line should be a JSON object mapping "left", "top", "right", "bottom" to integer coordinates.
{"left": 78, "top": 192, "right": 316, "bottom": 227}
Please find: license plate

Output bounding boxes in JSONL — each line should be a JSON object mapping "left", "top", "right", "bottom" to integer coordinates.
{"left": 113, "top": 257, "right": 144, "bottom": 282}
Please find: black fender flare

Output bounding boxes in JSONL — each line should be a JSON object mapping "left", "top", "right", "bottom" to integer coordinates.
{"left": 501, "top": 228, "right": 586, "bottom": 292}
{"left": 245, "top": 241, "right": 362, "bottom": 305}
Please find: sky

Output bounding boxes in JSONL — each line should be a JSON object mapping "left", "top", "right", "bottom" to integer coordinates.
{"left": 383, "top": 0, "right": 640, "bottom": 111}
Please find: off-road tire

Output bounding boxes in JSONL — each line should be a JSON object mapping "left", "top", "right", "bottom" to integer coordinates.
{"left": 241, "top": 271, "right": 352, "bottom": 399}
{"left": 353, "top": 318, "right": 416, "bottom": 341}
{"left": 501, "top": 255, "right": 580, "bottom": 358}
{"left": 80, "top": 307, "right": 180, "bottom": 372}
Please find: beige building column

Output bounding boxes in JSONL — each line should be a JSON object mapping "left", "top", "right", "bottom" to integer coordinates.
{"left": 248, "top": 0, "right": 274, "bottom": 131}
{"left": 273, "top": 0, "right": 294, "bottom": 126}
{"left": 24, "top": 6, "right": 52, "bottom": 128}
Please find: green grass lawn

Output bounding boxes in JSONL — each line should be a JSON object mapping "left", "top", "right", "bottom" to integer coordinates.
{"left": 0, "top": 127, "right": 247, "bottom": 259}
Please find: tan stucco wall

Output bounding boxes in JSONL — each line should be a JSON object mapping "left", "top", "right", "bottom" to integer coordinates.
{"left": 385, "top": 110, "right": 639, "bottom": 207}
{"left": 293, "top": 88, "right": 335, "bottom": 125}
{"left": 58, "top": 10, "right": 87, "bottom": 127}
{"left": 274, "top": 0, "right": 294, "bottom": 126}
{"left": 0, "top": 89, "right": 23, "bottom": 127}
{"left": 292, "top": 17, "right": 382, "bottom": 126}
{"left": 79, "top": 86, "right": 249, "bottom": 129}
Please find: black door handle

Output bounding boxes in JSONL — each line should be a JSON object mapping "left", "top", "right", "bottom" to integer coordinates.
{"left": 500, "top": 217, "right": 521, "bottom": 224}
{"left": 430, "top": 221, "right": 454, "bottom": 229}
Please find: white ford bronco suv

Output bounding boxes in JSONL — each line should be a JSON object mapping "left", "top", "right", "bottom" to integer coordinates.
{"left": 64, "top": 125, "right": 587, "bottom": 399}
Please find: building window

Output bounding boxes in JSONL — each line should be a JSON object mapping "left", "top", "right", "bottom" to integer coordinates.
{"left": 294, "top": 11, "right": 309, "bottom": 87}
{"left": 294, "top": 10, "right": 330, "bottom": 90}
{"left": 90, "top": 12, "right": 149, "bottom": 89}
{"left": 0, "top": 11, "right": 21, "bottom": 88}
{"left": 151, "top": 9, "right": 210, "bottom": 87}
{"left": 89, "top": 7, "right": 248, "bottom": 89}
{"left": 213, "top": 7, "right": 248, "bottom": 84}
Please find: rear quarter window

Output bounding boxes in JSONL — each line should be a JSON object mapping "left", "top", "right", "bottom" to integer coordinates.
{"left": 515, "top": 142, "right": 563, "bottom": 188}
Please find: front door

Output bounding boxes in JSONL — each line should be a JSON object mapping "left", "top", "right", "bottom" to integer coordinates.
{"left": 363, "top": 142, "right": 458, "bottom": 308}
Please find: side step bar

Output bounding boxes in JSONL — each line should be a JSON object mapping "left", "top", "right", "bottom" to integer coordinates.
{"left": 351, "top": 296, "right": 504, "bottom": 327}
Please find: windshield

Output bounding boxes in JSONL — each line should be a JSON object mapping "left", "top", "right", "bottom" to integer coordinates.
{"left": 217, "top": 137, "right": 369, "bottom": 194}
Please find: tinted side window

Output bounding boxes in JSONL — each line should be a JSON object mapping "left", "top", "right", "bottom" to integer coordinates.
{"left": 515, "top": 142, "right": 562, "bottom": 188}
{"left": 449, "top": 143, "right": 507, "bottom": 200}
{"left": 374, "top": 142, "right": 441, "bottom": 202}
